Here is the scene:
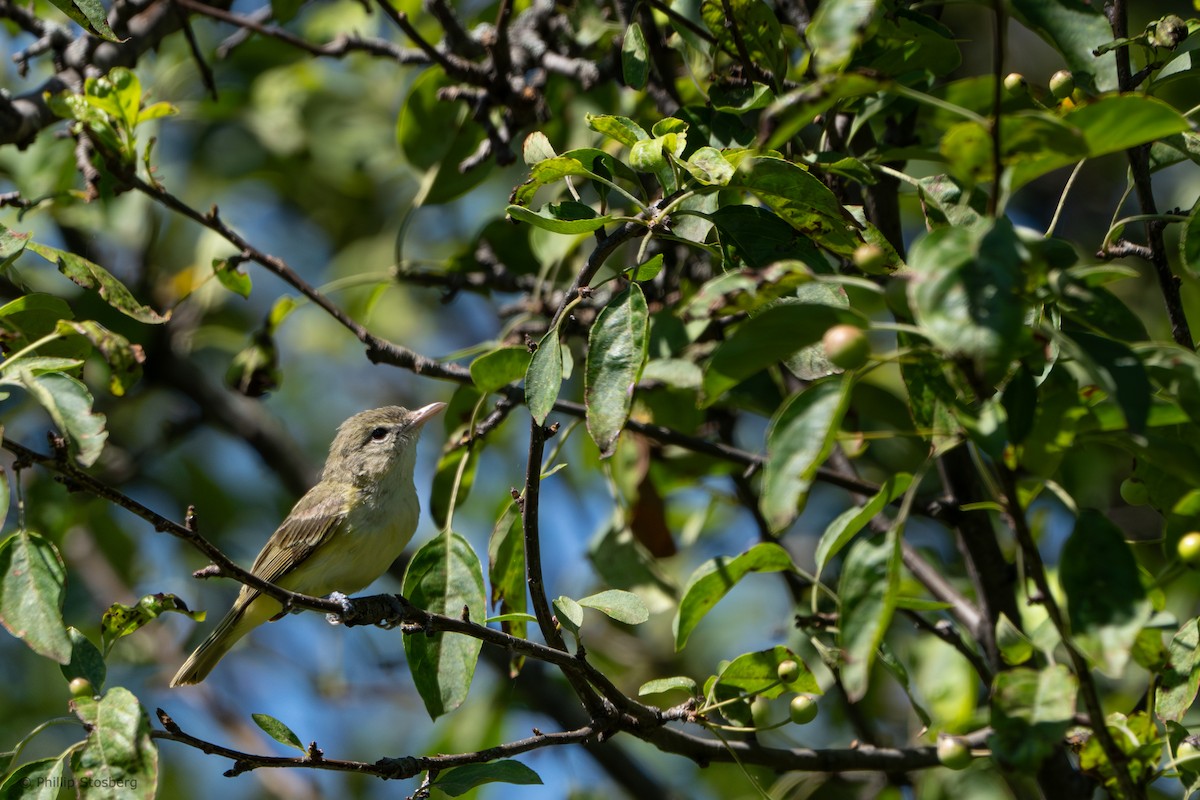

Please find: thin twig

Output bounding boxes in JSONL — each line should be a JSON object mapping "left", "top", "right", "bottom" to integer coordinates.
{"left": 1110, "top": 0, "right": 1193, "bottom": 349}
{"left": 154, "top": 708, "right": 600, "bottom": 779}
{"left": 175, "top": 0, "right": 427, "bottom": 62}
{"left": 998, "top": 467, "right": 1138, "bottom": 799}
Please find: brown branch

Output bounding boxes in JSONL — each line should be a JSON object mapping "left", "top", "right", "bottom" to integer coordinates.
{"left": 154, "top": 708, "right": 601, "bottom": 779}
{"left": 373, "top": 0, "right": 485, "bottom": 82}
{"left": 0, "top": 0, "right": 220, "bottom": 147}
{"left": 1110, "top": 0, "right": 1193, "bottom": 349}
{"left": 173, "top": 0, "right": 428, "bottom": 62}
{"left": 0, "top": 436, "right": 339, "bottom": 616}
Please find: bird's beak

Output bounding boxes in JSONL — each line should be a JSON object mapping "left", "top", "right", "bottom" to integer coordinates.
{"left": 411, "top": 401, "right": 447, "bottom": 428}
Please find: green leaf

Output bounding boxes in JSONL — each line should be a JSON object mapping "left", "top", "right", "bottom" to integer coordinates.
{"left": 877, "top": 641, "right": 931, "bottom": 727}
{"left": 1048, "top": 269, "right": 1148, "bottom": 343}
{"left": 585, "top": 114, "right": 649, "bottom": 148}
{"left": 0, "top": 224, "right": 30, "bottom": 271}
{"left": 1002, "top": 365, "right": 1038, "bottom": 445}
{"left": 625, "top": 254, "right": 664, "bottom": 283}
{"left": 805, "top": 0, "right": 879, "bottom": 74}
{"left": 55, "top": 320, "right": 144, "bottom": 396}
{"left": 1156, "top": 618, "right": 1200, "bottom": 722}
{"left": 815, "top": 473, "right": 913, "bottom": 576}
{"left": 1059, "top": 510, "right": 1151, "bottom": 677}
{"left": 525, "top": 328, "right": 563, "bottom": 426}
{"left": 0, "top": 757, "right": 67, "bottom": 800}
{"left": 683, "top": 261, "right": 817, "bottom": 320}
{"left": 510, "top": 156, "right": 597, "bottom": 207}
{"left": 673, "top": 543, "right": 795, "bottom": 650}
{"left": 710, "top": 82, "right": 774, "bottom": 113}
{"left": 700, "top": 0, "right": 788, "bottom": 80}
{"left": 0, "top": 293, "right": 77, "bottom": 353}
{"left": 212, "top": 258, "right": 252, "bottom": 298}
{"left": 25, "top": 241, "right": 167, "bottom": 324}
{"left": 622, "top": 22, "right": 649, "bottom": 89}
{"left": 1008, "top": 0, "right": 1117, "bottom": 93}
{"left": 761, "top": 378, "right": 853, "bottom": 531}
{"left": 46, "top": 0, "right": 120, "bottom": 41}
{"left": 732, "top": 157, "right": 862, "bottom": 255}
{"left": 402, "top": 533, "right": 486, "bottom": 719}
{"left": 506, "top": 203, "right": 614, "bottom": 234}
{"left": 1056, "top": 329, "right": 1150, "bottom": 435}
{"left": 431, "top": 760, "right": 542, "bottom": 797}
{"left": 429, "top": 442, "right": 476, "bottom": 531}
{"left": 552, "top": 595, "right": 584, "bottom": 637}
{"left": 681, "top": 147, "right": 735, "bottom": 187}
{"left": 702, "top": 302, "right": 862, "bottom": 403}
{"left": 1183, "top": 199, "right": 1200, "bottom": 278}
{"left": 100, "top": 593, "right": 204, "bottom": 653}
{"left": 838, "top": 528, "right": 900, "bottom": 701}
{"left": 710, "top": 206, "right": 827, "bottom": 271}
{"left": 0, "top": 530, "right": 70, "bottom": 664}
{"left": 1010, "top": 96, "right": 1190, "bottom": 189}
{"left": 0, "top": 468, "right": 7, "bottom": 533}
{"left": 996, "top": 614, "right": 1034, "bottom": 666}
{"left": 585, "top": 284, "right": 649, "bottom": 457}
{"left": 909, "top": 219, "right": 1027, "bottom": 384}
{"left": 69, "top": 688, "right": 157, "bottom": 799}
{"left": 630, "top": 123, "right": 687, "bottom": 190}
{"left": 487, "top": 504, "right": 527, "bottom": 655}
{"left": 1078, "top": 711, "right": 1161, "bottom": 799}
{"left": 577, "top": 589, "right": 649, "bottom": 625}
{"left": 522, "top": 131, "right": 556, "bottom": 165}
{"left": 16, "top": 370, "right": 107, "bottom": 467}
{"left": 60, "top": 627, "right": 106, "bottom": 692}
{"left": 251, "top": 713, "right": 305, "bottom": 753}
{"left": 470, "top": 347, "right": 532, "bottom": 394}
{"left": 396, "top": 70, "right": 491, "bottom": 205}
{"left": 638, "top": 676, "right": 698, "bottom": 696}
{"left": 988, "top": 665, "right": 1078, "bottom": 770}
{"left": 716, "top": 645, "right": 820, "bottom": 697}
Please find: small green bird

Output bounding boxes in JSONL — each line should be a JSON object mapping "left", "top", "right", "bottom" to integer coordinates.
{"left": 170, "top": 403, "right": 446, "bottom": 686}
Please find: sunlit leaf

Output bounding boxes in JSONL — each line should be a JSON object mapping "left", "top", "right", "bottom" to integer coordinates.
{"left": 838, "top": 528, "right": 900, "bottom": 701}
{"left": 585, "top": 284, "right": 648, "bottom": 457}
{"left": 431, "top": 760, "right": 542, "bottom": 796}
{"left": 251, "top": 713, "right": 305, "bottom": 753}
{"left": 0, "top": 530, "right": 70, "bottom": 664}
{"left": 69, "top": 687, "right": 157, "bottom": 799}
{"left": 674, "top": 543, "right": 794, "bottom": 650}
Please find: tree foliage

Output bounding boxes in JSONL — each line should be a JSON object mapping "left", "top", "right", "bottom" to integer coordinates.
{"left": 1, "top": 0, "right": 1200, "bottom": 798}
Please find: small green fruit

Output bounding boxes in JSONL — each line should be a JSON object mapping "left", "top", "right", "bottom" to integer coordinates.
{"left": 1177, "top": 738, "right": 1200, "bottom": 765}
{"left": 1119, "top": 477, "right": 1149, "bottom": 506}
{"left": 937, "top": 735, "right": 973, "bottom": 770}
{"left": 1178, "top": 532, "right": 1200, "bottom": 568}
{"left": 1049, "top": 70, "right": 1075, "bottom": 100}
{"left": 777, "top": 659, "right": 800, "bottom": 684}
{"left": 1003, "top": 73, "right": 1028, "bottom": 94}
{"left": 68, "top": 678, "right": 94, "bottom": 698}
{"left": 852, "top": 243, "right": 890, "bottom": 274}
{"left": 789, "top": 695, "right": 818, "bottom": 725}
{"left": 822, "top": 325, "right": 870, "bottom": 370}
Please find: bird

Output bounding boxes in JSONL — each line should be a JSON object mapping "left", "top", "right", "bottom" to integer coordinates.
{"left": 170, "top": 402, "right": 446, "bottom": 686}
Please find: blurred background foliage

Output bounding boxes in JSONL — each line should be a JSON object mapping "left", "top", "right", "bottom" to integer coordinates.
{"left": 2, "top": 0, "right": 1200, "bottom": 798}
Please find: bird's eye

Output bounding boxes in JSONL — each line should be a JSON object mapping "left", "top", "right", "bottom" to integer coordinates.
{"left": 369, "top": 426, "right": 390, "bottom": 442}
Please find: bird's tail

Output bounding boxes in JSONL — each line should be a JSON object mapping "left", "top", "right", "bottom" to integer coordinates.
{"left": 170, "top": 594, "right": 278, "bottom": 686}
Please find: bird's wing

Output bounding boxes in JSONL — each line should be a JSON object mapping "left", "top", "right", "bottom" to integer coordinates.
{"left": 246, "top": 487, "right": 350, "bottom": 587}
